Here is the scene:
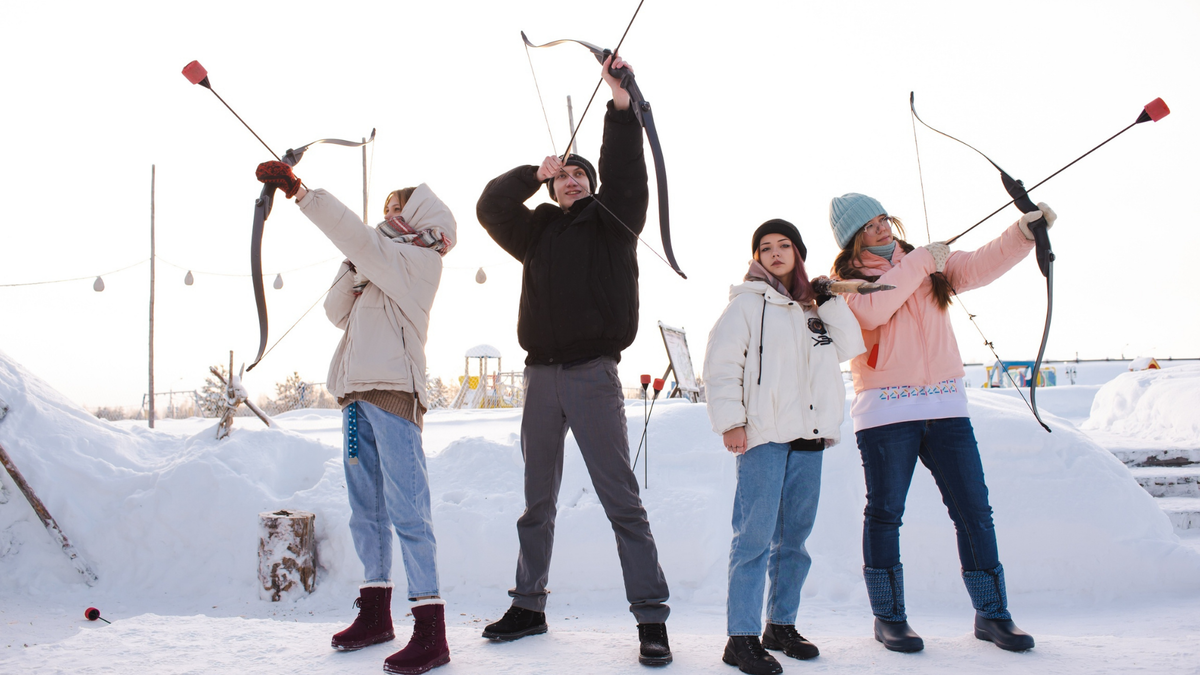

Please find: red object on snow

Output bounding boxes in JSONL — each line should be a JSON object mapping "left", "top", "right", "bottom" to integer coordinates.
{"left": 652, "top": 378, "right": 665, "bottom": 392}
{"left": 640, "top": 374, "right": 652, "bottom": 386}
{"left": 1143, "top": 98, "right": 1170, "bottom": 122}
{"left": 85, "top": 607, "right": 101, "bottom": 620}
{"left": 182, "top": 60, "right": 210, "bottom": 87}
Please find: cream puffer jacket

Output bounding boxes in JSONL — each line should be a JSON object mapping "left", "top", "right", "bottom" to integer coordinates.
{"left": 704, "top": 280, "right": 865, "bottom": 449}
{"left": 298, "top": 184, "right": 456, "bottom": 408}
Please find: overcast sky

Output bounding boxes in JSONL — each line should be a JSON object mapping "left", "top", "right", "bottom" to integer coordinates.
{"left": 1, "top": 0, "right": 1196, "bottom": 409}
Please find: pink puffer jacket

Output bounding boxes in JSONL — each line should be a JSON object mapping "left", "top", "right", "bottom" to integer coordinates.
{"left": 838, "top": 222, "right": 1034, "bottom": 393}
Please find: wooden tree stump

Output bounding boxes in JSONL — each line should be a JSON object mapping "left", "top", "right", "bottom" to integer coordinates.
{"left": 258, "top": 509, "right": 317, "bottom": 601}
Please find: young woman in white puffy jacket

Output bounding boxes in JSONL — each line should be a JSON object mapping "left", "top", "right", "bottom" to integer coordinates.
{"left": 704, "top": 219, "right": 864, "bottom": 675}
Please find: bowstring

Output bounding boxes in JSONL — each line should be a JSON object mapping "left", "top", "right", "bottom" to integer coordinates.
{"left": 257, "top": 267, "right": 352, "bottom": 366}
{"left": 909, "top": 100, "right": 1039, "bottom": 416}
{"left": 524, "top": 40, "right": 559, "bottom": 156}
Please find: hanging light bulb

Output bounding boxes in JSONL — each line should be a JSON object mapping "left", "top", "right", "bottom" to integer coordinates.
{"left": 93, "top": 276, "right": 105, "bottom": 292}
{"left": 184, "top": 270, "right": 194, "bottom": 286}
{"left": 475, "top": 267, "right": 487, "bottom": 284}
{"left": 273, "top": 273, "right": 284, "bottom": 290}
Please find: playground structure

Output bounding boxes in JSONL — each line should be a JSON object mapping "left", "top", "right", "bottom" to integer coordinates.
{"left": 984, "top": 360, "right": 1057, "bottom": 388}
{"left": 451, "top": 344, "right": 524, "bottom": 409}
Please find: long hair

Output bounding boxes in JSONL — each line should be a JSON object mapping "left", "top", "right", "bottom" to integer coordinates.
{"left": 381, "top": 187, "right": 417, "bottom": 216}
{"left": 755, "top": 246, "right": 815, "bottom": 303}
{"left": 831, "top": 216, "right": 953, "bottom": 309}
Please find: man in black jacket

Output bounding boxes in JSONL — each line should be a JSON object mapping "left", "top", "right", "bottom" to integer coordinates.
{"left": 476, "top": 55, "right": 671, "bottom": 666}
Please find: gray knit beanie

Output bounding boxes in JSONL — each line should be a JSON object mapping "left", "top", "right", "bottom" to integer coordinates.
{"left": 829, "top": 193, "right": 887, "bottom": 249}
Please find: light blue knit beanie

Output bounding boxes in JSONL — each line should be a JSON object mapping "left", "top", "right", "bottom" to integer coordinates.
{"left": 829, "top": 193, "right": 887, "bottom": 249}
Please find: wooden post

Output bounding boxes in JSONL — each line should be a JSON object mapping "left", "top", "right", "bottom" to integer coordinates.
{"left": 362, "top": 136, "right": 369, "bottom": 225}
{"left": 148, "top": 165, "right": 156, "bottom": 428}
{"left": 258, "top": 509, "right": 317, "bottom": 601}
{"left": 0, "top": 438, "right": 98, "bottom": 585}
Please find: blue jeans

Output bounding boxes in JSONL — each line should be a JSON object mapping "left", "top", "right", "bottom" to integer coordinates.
{"left": 856, "top": 417, "right": 999, "bottom": 572}
{"left": 727, "top": 442, "right": 822, "bottom": 636}
{"left": 343, "top": 401, "right": 440, "bottom": 599}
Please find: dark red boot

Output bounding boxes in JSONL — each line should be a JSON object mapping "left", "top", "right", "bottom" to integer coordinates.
{"left": 331, "top": 584, "right": 395, "bottom": 651}
{"left": 384, "top": 602, "right": 450, "bottom": 674}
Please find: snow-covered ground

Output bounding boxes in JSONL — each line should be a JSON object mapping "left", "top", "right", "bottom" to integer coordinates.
{"left": 2, "top": 350, "right": 1199, "bottom": 674}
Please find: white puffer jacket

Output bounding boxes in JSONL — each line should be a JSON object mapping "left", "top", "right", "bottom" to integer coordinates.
{"left": 299, "top": 184, "right": 456, "bottom": 409}
{"left": 704, "top": 280, "right": 865, "bottom": 449}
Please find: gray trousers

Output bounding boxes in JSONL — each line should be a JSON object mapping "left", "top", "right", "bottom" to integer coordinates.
{"left": 509, "top": 357, "right": 671, "bottom": 624}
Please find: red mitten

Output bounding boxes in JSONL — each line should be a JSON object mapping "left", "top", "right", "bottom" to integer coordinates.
{"left": 255, "top": 161, "right": 302, "bottom": 198}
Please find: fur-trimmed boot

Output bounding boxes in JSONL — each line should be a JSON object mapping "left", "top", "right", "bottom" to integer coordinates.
{"left": 864, "top": 564, "right": 923, "bottom": 653}
{"left": 384, "top": 600, "right": 450, "bottom": 674}
{"left": 331, "top": 583, "right": 395, "bottom": 651}
{"left": 963, "top": 564, "right": 1035, "bottom": 652}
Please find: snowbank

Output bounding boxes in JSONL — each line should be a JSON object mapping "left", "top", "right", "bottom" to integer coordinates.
{"left": 3, "top": 347, "right": 1197, "bottom": 618}
{"left": 1081, "top": 363, "right": 1200, "bottom": 446}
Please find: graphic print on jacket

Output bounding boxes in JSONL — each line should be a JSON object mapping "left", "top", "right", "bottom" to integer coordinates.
{"left": 808, "top": 318, "right": 832, "bottom": 347}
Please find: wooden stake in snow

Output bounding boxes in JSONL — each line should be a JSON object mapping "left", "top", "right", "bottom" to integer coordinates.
{"left": 258, "top": 509, "right": 317, "bottom": 601}
{"left": 0, "top": 433, "right": 99, "bottom": 586}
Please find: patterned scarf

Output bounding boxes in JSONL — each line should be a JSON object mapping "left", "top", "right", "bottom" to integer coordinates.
{"left": 744, "top": 260, "right": 793, "bottom": 301}
{"left": 352, "top": 215, "right": 453, "bottom": 295}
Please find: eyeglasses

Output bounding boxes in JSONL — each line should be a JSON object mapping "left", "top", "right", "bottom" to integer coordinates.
{"left": 863, "top": 217, "right": 891, "bottom": 234}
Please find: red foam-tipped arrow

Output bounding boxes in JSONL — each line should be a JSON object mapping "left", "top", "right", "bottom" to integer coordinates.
{"left": 182, "top": 60, "right": 210, "bottom": 89}
{"left": 652, "top": 378, "right": 665, "bottom": 392}
{"left": 84, "top": 607, "right": 111, "bottom": 624}
{"left": 640, "top": 374, "right": 651, "bottom": 386}
{"left": 1136, "top": 97, "right": 1170, "bottom": 124}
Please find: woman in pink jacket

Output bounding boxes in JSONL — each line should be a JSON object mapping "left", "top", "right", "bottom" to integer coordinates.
{"left": 828, "top": 193, "right": 1056, "bottom": 655}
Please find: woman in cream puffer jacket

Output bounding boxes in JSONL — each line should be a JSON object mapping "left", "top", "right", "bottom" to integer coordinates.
{"left": 704, "top": 219, "right": 863, "bottom": 672}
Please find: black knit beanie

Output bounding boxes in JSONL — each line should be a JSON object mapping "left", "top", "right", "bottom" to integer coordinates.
{"left": 545, "top": 155, "right": 598, "bottom": 202}
{"left": 751, "top": 219, "right": 807, "bottom": 261}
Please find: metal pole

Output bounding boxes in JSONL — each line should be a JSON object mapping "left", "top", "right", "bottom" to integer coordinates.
{"left": 566, "top": 96, "right": 577, "bottom": 156}
{"left": 148, "top": 165, "right": 156, "bottom": 428}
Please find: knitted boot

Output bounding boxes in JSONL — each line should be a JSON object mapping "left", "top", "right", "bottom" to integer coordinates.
{"left": 864, "top": 564, "right": 923, "bottom": 653}
{"left": 331, "top": 583, "right": 395, "bottom": 651}
{"left": 384, "top": 601, "right": 450, "bottom": 674}
{"left": 963, "top": 564, "right": 1034, "bottom": 652}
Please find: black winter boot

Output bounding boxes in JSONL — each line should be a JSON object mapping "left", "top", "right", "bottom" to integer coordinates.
{"left": 864, "top": 564, "right": 924, "bottom": 652}
{"left": 722, "top": 636, "right": 783, "bottom": 675}
{"left": 963, "top": 565, "right": 1035, "bottom": 652}
{"left": 481, "top": 605, "right": 548, "bottom": 641}
{"left": 762, "top": 623, "right": 819, "bottom": 660}
{"left": 331, "top": 584, "right": 395, "bottom": 651}
{"left": 637, "top": 623, "right": 672, "bottom": 665}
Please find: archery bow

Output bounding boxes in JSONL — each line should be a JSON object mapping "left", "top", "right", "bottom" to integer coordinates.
{"left": 521, "top": 0, "right": 686, "bottom": 279}
{"left": 183, "top": 60, "right": 376, "bottom": 371}
{"left": 909, "top": 93, "right": 1170, "bottom": 432}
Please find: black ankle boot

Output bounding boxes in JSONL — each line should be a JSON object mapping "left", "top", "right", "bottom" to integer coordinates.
{"left": 761, "top": 623, "right": 819, "bottom": 660}
{"left": 974, "top": 614, "right": 1035, "bottom": 652}
{"left": 722, "top": 636, "right": 782, "bottom": 675}
{"left": 481, "top": 606, "right": 547, "bottom": 641}
{"left": 873, "top": 618, "right": 924, "bottom": 653}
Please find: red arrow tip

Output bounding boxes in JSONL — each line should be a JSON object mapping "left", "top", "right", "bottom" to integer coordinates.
{"left": 182, "top": 60, "right": 209, "bottom": 86}
{"left": 85, "top": 607, "right": 101, "bottom": 621}
{"left": 1144, "top": 97, "right": 1170, "bottom": 122}
{"left": 652, "top": 378, "right": 665, "bottom": 391}
{"left": 640, "top": 374, "right": 652, "bottom": 385}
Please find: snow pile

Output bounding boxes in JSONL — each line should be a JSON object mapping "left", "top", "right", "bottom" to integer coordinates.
{"left": 3, "top": 347, "right": 1198, "bottom": 619}
{"left": 1081, "top": 363, "right": 1200, "bottom": 445}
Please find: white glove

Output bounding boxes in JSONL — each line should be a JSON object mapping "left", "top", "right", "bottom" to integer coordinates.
{"left": 1018, "top": 202, "right": 1057, "bottom": 241}
{"left": 923, "top": 241, "right": 950, "bottom": 273}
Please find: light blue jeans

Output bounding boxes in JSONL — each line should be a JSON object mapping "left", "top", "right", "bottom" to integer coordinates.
{"left": 727, "top": 442, "right": 823, "bottom": 636}
{"left": 343, "top": 401, "right": 439, "bottom": 600}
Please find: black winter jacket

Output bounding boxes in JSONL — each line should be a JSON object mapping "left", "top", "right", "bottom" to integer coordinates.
{"left": 477, "top": 102, "right": 648, "bottom": 366}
